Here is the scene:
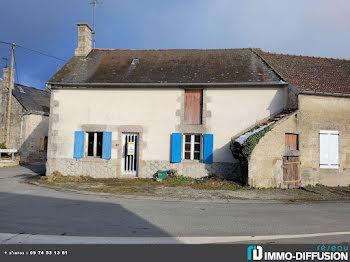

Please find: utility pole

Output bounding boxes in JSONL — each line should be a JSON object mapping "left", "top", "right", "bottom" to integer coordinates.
{"left": 5, "top": 43, "right": 15, "bottom": 147}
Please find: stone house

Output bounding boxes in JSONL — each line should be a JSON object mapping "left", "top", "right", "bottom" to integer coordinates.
{"left": 233, "top": 50, "right": 350, "bottom": 188}
{"left": 0, "top": 67, "right": 50, "bottom": 164}
{"left": 46, "top": 23, "right": 296, "bottom": 178}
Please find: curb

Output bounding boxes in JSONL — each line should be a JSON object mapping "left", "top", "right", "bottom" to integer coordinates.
{"left": 1, "top": 232, "right": 350, "bottom": 244}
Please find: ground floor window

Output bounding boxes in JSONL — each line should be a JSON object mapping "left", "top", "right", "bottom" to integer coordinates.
{"left": 320, "top": 130, "right": 339, "bottom": 169}
{"left": 184, "top": 134, "right": 201, "bottom": 160}
{"left": 87, "top": 132, "right": 103, "bottom": 157}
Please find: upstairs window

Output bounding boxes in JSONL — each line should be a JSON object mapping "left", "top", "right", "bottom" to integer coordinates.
{"left": 285, "top": 133, "right": 299, "bottom": 151}
{"left": 87, "top": 132, "right": 103, "bottom": 157}
{"left": 184, "top": 89, "right": 203, "bottom": 125}
{"left": 320, "top": 130, "right": 339, "bottom": 169}
{"left": 184, "top": 134, "right": 201, "bottom": 160}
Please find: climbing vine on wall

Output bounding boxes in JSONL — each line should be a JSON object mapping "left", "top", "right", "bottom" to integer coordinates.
{"left": 241, "top": 126, "right": 271, "bottom": 160}
{"left": 230, "top": 126, "right": 272, "bottom": 185}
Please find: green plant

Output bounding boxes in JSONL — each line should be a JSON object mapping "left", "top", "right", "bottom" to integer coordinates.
{"left": 315, "top": 183, "right": 324, "bottom": 187}
{"left": 0, "top": 143, "right": 6, "bottom": 149}
{"left": 241, "top": 126, "right": 271, "bottom": 160}
{"left": 194, "top": 177, "right": 207, "bottom": 184}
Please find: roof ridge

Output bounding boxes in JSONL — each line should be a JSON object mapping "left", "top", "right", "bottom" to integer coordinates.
{"left": 260, "top": 50, "right": 350, "bottom": 62}
{"left": 15, "top": 83, "right": 47, "bottom": 92}
{"left": 92, "top": 48, "right": 252, "bottom": 51}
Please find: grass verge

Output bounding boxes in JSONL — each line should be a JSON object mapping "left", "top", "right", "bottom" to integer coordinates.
{"left": 31, "top": 172, "right": 350, "bottom": 201}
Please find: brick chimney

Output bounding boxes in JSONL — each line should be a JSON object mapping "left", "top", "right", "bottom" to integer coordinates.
{"left": 74, "top": 23, "right": 92, "bottom": 56}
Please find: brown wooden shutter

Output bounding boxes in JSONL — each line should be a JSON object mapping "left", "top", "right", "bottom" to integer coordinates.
{"left": 39, "top": 137, "right": 45, "bottom": 152}
{"left": 285, "top": 133, "right": 298, "bottom": 151}
{"left": 184, "top": 89, "right": 203, "bottom": 125}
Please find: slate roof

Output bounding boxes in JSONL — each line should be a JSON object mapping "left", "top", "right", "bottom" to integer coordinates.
{"left": 48, "top": 49, "right": 281, "bottom": 85}
{"left": 12, "top": 83, "right": 50, "bottom": 114}
{"left": 255, "top": 50, "right": 350, "bottom": 95}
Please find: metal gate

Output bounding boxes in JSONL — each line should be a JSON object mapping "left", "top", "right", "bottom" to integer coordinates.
{"left": 282, "top": 156, "right": 301, "bottom": 188}
{"left": 122, "top": 133, "right": 139, "bottom": 176}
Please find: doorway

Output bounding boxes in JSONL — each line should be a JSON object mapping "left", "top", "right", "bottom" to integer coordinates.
{"left": 282, "top": 156, "right": 301, "bottom": 188}
{"left": 122, "top": 133, "right": 139, "bottom": 176}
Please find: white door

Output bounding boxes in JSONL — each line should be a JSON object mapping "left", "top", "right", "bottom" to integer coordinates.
{"left": 122, "top": 133, "right": 139, "bottom": 176}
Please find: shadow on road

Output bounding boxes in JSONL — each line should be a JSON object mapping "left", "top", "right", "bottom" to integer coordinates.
{"left": 21, "top": 164, "right": 46, "bottom": 176}
{"left": 0, "top": 192, "right": 172, "bottom": 238}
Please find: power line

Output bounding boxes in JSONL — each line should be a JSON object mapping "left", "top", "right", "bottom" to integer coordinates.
{"left": 0, "top": 40, "right": 67, "bottom": 62}
{"left": 0, "top": 40, "right": 12, "bottom": 46}
{"left": 17, "top": 44, "right": 67, "bottom": 62}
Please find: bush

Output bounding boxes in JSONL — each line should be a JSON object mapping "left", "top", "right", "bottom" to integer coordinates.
{"left": 0, "top": 143, "right": 6, "bottom": 149}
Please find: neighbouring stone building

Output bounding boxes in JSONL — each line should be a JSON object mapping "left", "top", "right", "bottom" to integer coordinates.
{"left": 46, "top": 23, "right": 296, "bottom": 179}
{"left": 233, "top": 50, "right": 350, "bottom": 188}
{"left": 0, "top": 67, "right": 50, "bottom": 164}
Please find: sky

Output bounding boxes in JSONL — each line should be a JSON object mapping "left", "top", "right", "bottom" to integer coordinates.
{"left": 0, "top": 0, "right": 350, "bottom": 90}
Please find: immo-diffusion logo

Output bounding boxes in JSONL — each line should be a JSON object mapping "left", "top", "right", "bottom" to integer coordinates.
{"left": 247, "top": 245, "right": 349, "bottom": 261}
{"left": 247, "top": 246, "right": 263, "bottom": 261}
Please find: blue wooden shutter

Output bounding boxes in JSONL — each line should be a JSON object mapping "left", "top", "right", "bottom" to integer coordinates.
{"left": 171, "top": 133, "right": 182, "bottom": 163}
{"left": 203, "top": 134, "right": 213, "bottom": 163}
{"left": 102, "top": 132, "right": 112, "bottom": 160}
{"left": 73, "top": 131, "right": 85, "bottom": 158}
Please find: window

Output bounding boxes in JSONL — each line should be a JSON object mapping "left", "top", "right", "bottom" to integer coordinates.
{"left": 184, "top": 134, "right": 201, "bottom": 160}
{"left": 87, "top": 132, "right": 103, "bottom": 157}
{"left": 184, "top": 89, "right": 203, "bottom": 125}
{"left": 320, "top": 130, "right": 339, "bottom": 169}
{"left": 44, "top": 136, "right": 48, "bottom": 152}
{"left": 39, "top": 136, "right": 48, "bottom": 152}
{"left": 285, "top": 133, "right": 299, "bottom": 151}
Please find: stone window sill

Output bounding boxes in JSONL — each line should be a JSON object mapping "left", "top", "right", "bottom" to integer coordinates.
{"left": 79, "top": 157, "right": 108, "bottom": 163}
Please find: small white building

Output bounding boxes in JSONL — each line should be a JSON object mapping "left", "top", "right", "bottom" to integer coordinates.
{"left": 46, "top": 23, "right": 295, "bottom": 178}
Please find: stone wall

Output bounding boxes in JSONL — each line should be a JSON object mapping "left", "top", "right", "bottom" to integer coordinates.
{"left": 46, "top": 158, "right": 118, "bottom": 178}
{"left": 46, "top": 157, "right": 239, "bottom": 179}
{"left": 248, "top": 112, "right": 298, "bottom": 188}
{"left": 20, "top": 114, "right": 49, "bottom": 164}
{"left": 8, "top": 96, "right": 24, "bottom": 149}
{"left": 249, "top": 94, "right": 350, "bottom": 188}
{"left": 0, "top": 69, "right": 24, "bottom": 149}
{"left": 0, "top": 75, "right": 9, "bottom": 144}
{"left": 142, "top": 160, "right": 239, "bottom": 179}
{"left": 298, "top": 94, "right": 350, "bottom": 186}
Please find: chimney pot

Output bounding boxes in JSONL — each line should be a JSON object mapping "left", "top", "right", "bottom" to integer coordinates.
{"left": 74, "top": 23, "right": 93, "bottom": 57}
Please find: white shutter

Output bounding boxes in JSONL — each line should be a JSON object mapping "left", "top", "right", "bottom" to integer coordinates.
{"left": 320, "top": 132, "right": 329, "bottom": 167}
{"left": 320, "top": 130, "right": 339, "bottom": 169}
{"left": 329, "top": 133, "right": 339, "bottom": 166}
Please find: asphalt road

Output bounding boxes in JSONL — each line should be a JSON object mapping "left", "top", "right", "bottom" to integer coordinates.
{"left": 0, "top": 165, "right": 349, "bottom": 244}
